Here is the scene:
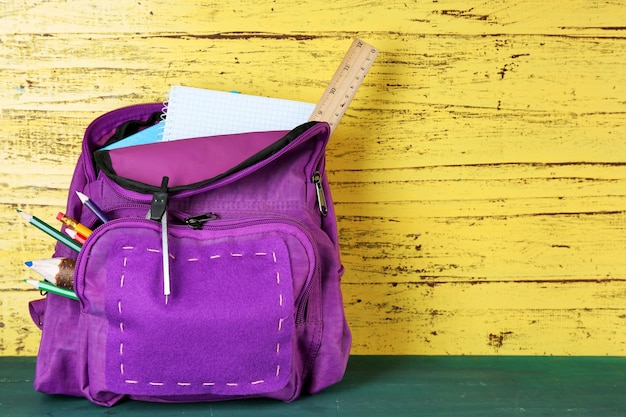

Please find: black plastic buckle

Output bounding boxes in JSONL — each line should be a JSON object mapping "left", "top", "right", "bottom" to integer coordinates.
{"left": 149, "top": 176, "right": 169, "bottom": 221}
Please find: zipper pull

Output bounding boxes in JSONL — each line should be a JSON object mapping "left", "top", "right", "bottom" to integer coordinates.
{"left": 148, "top": 176, "right": 169, "bottom": 222}
{"left": 311, "top": 171, "right": 328, "bottom": 217}
{"left": 149, "top": 177, "right": 171, "bottom": 302}
{"left": 185, "top": 212, "right": 219, "bottom": 230}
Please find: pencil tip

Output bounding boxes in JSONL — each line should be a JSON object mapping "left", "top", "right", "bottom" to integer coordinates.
{"left": 25, "top": 261, "right": 33, "bottom": 267}
{"left": 76, "top": 191, "right": 88, "bottom": 203}
{"left": 16, "top": 209, "right": 22, "bottom": 213}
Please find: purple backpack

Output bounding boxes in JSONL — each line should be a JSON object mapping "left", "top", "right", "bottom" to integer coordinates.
{"left": 27, "top": 103, "right": 351, "bottom": 406}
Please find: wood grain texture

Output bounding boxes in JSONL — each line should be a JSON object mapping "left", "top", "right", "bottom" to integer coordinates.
{"left": 0, "top": 0, "right": 625, "bottom": 355}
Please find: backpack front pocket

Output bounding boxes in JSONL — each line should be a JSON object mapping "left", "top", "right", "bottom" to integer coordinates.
{"left": 74, "top": 218, "right": 320, "bottom": 403}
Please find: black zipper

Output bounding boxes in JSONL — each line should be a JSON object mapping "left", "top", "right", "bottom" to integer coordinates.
{"left": 94, "top": 121, "right": 320, "bottom": 195}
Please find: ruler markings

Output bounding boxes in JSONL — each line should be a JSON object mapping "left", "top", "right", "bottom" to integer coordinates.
{"left": 309, "top": 39, "right": 379, "bottom": 135}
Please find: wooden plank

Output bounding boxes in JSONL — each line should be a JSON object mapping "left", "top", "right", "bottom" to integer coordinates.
{"left": 2, "top": 0, "right": 625, "bottom": 36}
{"left": 339, "top": 216, "right": 626, "bottom": 288}
{"left": 1, "top": 1, "right": 625, "bottom": 356}
{"left": 0, "top": 356, "right": 625, "bottom": 416}
{"left": 345, "top": 281, "right": 626, "bottom": 354}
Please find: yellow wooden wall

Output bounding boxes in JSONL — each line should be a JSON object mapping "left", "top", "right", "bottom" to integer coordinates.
{"left": 1, "top": 1, "right": 625, "bottom": 356}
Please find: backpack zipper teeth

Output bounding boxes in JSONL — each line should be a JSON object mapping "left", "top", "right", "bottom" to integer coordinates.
{"left": 157, "top": 122, "right": 329, "bottom": 199}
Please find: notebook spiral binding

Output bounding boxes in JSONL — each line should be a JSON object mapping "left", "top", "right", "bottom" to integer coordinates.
{"left": 158, "top": 95, "right": 169, "bottom": 138}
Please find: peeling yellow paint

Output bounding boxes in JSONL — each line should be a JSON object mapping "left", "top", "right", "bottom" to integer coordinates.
{"left": 1, "top": 0, "right": 625, "bottom": 356}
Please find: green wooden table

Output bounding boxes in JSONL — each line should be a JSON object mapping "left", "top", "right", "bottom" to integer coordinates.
{"left": 1, "top": 356, "right": 624, "bottom": 416}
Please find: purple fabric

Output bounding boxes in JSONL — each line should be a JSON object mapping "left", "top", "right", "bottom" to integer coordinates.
{"left": 28, "top": 106, "right": 351, "bottom": 406}
{"left": 105, "top": 130, "right": 288, "bottom": 188}
{"left": 32, "top": 294, "right": 85, "bottom": 397}
{"left": 74, "top": 219, "right": 320, "bottom": 403}
{"left": 84, "top": 226, "right": 295, "bottom": 397}
{"left": 28, "top": 298, "right": 46, "bottom": 330}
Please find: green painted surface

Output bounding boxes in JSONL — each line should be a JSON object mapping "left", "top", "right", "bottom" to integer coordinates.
{"left": 1, "top": 356, "right": 624, "bottom": 416}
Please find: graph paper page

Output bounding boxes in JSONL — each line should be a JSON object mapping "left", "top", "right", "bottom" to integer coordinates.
{"left": 162, "top": 86, "right": 315, "bottom": 141}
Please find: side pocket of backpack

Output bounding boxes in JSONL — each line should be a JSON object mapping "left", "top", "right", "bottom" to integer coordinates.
{"left": 31, "top": 294, "right": 86, "bottom": 398}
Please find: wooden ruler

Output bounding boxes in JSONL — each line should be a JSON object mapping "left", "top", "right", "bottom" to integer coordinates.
{"left": 309, "top": 38, "right": 379, "bottom": 134}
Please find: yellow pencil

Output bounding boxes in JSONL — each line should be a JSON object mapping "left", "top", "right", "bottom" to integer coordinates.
{"left": 56, "top": 212, "right": 92, "bottom": 238}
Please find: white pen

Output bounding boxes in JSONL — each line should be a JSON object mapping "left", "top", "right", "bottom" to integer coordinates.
{"left": 148, "top": 176, "right": 171, "bottom": 303}
{"left": 161, "top": 208, "right": 170, "bottom": 302}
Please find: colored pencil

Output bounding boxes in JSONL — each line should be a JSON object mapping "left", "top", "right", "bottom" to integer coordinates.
{"left": 24, "top": 279, "right": 78, "bottom": 301}
{"left": 17, "top": 210, "right": 82, "bottom": 253}
{"left": 76, "top": 191, "right": 110, "bottom": 223}
{"left": 65, "top": 228, "right": 87, "bottom": 245}
{"left": 25, "top": 258, "right": 75, "bottom": 290}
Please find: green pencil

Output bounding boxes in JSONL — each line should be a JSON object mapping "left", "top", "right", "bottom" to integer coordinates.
{"left": 17, "top": 210, "right": 82, "bottom": 253}
{"left": 24, "top": 279, "right": 79, "bottom": 301}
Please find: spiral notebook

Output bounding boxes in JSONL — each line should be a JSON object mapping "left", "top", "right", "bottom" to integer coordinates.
{"left": 102, "top": 86, "right": 315, "bottom": 150}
